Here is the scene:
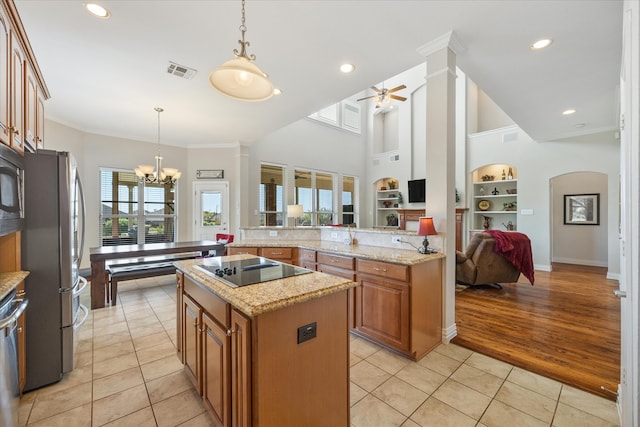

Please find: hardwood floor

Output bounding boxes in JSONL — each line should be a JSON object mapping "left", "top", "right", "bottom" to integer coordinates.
{"left": 452, "top": 263, "right": 620, "bottom": 401}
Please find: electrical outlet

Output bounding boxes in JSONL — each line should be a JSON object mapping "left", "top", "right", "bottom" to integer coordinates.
{"left": 392, "top": 236, "right": 402, "bottom": 244}
{"left": 297, "top": 322, "right": 317, "bottom": 344}
{"left": 269, "top": 230, "right": 277, "bottom": 237}
{"left": 331, "top": 232, "right": 338, "bottom": 240}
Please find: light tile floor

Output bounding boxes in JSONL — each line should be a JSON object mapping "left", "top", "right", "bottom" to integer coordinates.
{"left": 18, "top": 276, "right": 621, "bottom": 427}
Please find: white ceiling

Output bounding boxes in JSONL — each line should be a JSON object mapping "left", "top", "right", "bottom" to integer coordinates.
{"left": 15, "top": 1, "right": 623, "bottom": 148}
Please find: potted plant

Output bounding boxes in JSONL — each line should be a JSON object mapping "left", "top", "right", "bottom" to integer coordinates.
{"left": 388, "top": 180, "right": 397, "bottom": 189}
{"left": 386, "top": 213, "right": 398, "bottom": 226}
{"left": 503, "top": 201, "right": 517, "bottom": 211}
{"left": 397, "top": 192, "right": 403, "bottom": 206}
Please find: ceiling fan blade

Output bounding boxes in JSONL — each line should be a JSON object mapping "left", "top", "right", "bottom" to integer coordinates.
{"left": 370, "top": 86, "right": 381, "bottom": 93}
{"left": 356, "top": 95, "right": 377, "bottom": 102}
{"left": 390, "top": 95, "right": 407, "bottom": 101}
{"left": 388, "top": 84, "right": 407, "bottom": 93}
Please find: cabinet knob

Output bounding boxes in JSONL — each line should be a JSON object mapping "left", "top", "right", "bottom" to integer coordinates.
{"left": 226, "top": 329, "right": 236, "bottom": 336}
{"left": 17, "top": 327, "right": 23, "bottom": 334}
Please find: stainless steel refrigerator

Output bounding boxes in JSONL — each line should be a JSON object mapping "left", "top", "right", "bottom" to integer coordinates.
{"left": 22, "top": 149, "right": 88, "bottom": 391}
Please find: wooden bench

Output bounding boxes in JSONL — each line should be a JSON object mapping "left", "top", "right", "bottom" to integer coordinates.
{"left": 105, "top": 253, "right": 202, "bottom": 305}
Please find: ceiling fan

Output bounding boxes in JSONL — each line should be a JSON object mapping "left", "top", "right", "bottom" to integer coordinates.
{"left": 357, "top": 84, "right": 407, "bottom": 108}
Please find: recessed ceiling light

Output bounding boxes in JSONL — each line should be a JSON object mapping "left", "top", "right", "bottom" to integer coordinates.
{"left": 562, "top": 109, "right": 576, "bottom": 115}
{"left": 85, "top": 3, "right": 110, "bottom": 19}
{"left": 273, "top": 88, "right": 282, "bottom": 96}
{"left": 530, "top": 38, "right": 552, "bottom": 50}
{"left": 340, "top": 63, "right": 355, "bottom": 73}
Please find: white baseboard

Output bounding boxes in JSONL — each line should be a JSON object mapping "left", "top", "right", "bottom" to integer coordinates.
{"left": 552, "top": 257, "right": 608, "bottom": 267}
{"left": 607, "top": 271, "right": 620, "bottom": 281}
{"left": 535, "top": 264, "right": 552, "bottom": 272}
{"left": 442, "top": 323, "right": 457, "bottom": 343}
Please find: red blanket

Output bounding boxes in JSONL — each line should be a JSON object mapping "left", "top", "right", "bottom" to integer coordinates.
{"left": 486, "top": 230, "right": 535, "bottom": 285}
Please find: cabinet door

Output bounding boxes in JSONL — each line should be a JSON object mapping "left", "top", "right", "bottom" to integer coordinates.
{"left": 183, "top": 295, "right": 202, "bottom": 393}
{"left": 357, "top": 274, "right": 410, "bottom": 352}
{"left": 202, "top": 313, "right": 230, "bottom": 427}
{"left": 176, "top": 271, "right": 184, "bottom": 363}
{"left": 35, "top": 92, "right": 44, "bottom": 149}
{"left": 9, "top": 33, "right": 24, "bottom": 151}
{"left": 0, "top": 8, "right": 9, "bottom": 146}
{"left": 231, "top": 309, "right": 251, "bottom": 427}
{"left": 24, "top": 64, "right": 37, "bottom": 150}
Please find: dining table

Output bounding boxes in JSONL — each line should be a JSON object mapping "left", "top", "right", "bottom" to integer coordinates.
{"left": 89, "top": 240, "right": 224, "bottom": 309}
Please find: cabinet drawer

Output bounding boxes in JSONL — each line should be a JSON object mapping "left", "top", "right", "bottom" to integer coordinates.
{"left": 299, "top": 249, "right": 316, "bottom": 262}
{"left": 317, "top": 253, "right": 355, "bottom": 271}
{"left": 184, "top": 276, "right": 230, "bottom": 327}
{"left": 317, "top": 264, "right": 356, "bottom": 281}
{"left": 228, "top": 247, "right": 259, "bottom": 256}
{"left": 260, "top": 247, "right": 293, "bottom": 260}
{"left": 357, "top": 259, "right": 408, "bottom": 282}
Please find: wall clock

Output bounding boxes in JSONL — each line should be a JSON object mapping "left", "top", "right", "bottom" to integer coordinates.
{"left": 478, "top": 200, "right": 491, "bottom": 211}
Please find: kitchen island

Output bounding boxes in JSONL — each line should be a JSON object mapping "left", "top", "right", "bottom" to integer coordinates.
{"left": 175, "top": 255, "right": 357, "bottom": 427}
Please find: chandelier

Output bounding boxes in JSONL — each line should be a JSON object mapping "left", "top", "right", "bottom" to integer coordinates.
{"left": 135, "top": 107, "right": 181, "bottom": 184}
{"left": 209, "top": 0, "right": 274, "bottom": 102}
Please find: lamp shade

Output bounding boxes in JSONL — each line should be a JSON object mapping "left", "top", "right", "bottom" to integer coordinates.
{"left": 417, "top": 217, "right": 437, "bottom": 236}
{"left": 209, "top": 57, "right": 274, "bottom": 102}
{"left": 287, "top": 204, "right": 303, "bottom": 218}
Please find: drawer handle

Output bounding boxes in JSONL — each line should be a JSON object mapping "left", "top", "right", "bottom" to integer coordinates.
{"left": 271, "top": 252, "right": 283, "bottom": 255}
{"left": 373, "top": 267, "right": 387, "bottom": 272}
{"left": 331, "top": 259, "right": 338, "bottom": 263}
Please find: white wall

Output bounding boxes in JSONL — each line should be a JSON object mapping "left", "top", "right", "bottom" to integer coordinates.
{"left": 551, "top": 172, "right": 609, "bottom": 266}
{"left": 247, "top": 117, "right": 367, "bottom": 227}
{"left": 467, "top": 126, "right": 620, "bottom": 275}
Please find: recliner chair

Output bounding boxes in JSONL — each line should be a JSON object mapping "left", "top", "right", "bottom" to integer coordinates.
{"left": 456, "top": 232, "right": 521, "bottom": 289}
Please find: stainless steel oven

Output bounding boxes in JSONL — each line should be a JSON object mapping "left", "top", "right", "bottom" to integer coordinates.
{"left": 0, "top": 144, "right": 25, "bottom": 237}
{"left": 0, "top": 290, "right": 28, "bottom": 427}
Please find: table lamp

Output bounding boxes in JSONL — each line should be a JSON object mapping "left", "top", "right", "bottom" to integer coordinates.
{"left": 416, "top": 217, "right": 437, "bottom": 254}
{"left": 287, "top": 204, "right": 303, "bottom": 227}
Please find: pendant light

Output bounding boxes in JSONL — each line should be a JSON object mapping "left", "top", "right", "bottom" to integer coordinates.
{"left": 209, "top": 0, "right": 274, "bottom": 102}
{"left": 135, "top": 107, "right": 181, "bottom": 184}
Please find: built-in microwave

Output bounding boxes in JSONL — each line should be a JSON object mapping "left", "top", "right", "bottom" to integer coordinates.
{"left": 0, "top": 144, "right": 24, "bottom": 237}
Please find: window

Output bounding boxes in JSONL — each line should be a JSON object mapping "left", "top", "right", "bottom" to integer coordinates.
{"left": 99, "top": 169, "right": 177, "bottom": 246}
{"left": 342, "top": 175, "right": 358, "bottom": 226}
{"left": 294, "top": 169, "right": 334, "bottom": 226}
{"left": 308, "top": 100, "right": 361, "bottom": 134}
{"left": 259, "top": 164, "right": 284, "bottom": 226}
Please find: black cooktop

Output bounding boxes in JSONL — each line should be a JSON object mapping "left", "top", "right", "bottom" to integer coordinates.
{"left": 195, "top": 257, "right": 312, "bottom": 288}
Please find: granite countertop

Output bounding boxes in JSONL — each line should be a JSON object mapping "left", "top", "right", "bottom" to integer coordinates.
{"left": 0, "top": 271, "right": 30, "bottom": 301}
{"left": 176, "top": 255, "right": 357, "bottom": 318}
{"left": 227, "top": 240, "right": 444, "bottom": 265}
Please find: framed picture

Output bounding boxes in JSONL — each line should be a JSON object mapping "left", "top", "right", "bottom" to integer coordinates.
{"left": 564, "top": 193, "right": 600, "bottom": 225}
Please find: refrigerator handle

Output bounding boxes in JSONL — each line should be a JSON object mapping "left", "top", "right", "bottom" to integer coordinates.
{"left": 76, "top": 170, "right": 86, "bottom": 267}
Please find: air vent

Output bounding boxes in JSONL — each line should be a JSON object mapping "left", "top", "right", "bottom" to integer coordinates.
{"left": 167, "top": 61, "right": 197, "bottom": 80}
{"left": 502, "top": 132, "right": 518, "bottom": 143}
{"left": 389, "top": 154, "right": 400, "bottom": 162}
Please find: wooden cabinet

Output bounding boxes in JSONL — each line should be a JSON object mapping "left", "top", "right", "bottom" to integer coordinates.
{"left": 259, "top": 247, "right": 296, "bottom": 265}
{"left": 202, "top": 312, "right": 230, "bottom": 427}
{"left": 298, "top": 249, "right": 316, "bottom": 270}
{"left": 317, "top": 252, "right": 356, "bottom": 329}
{"left": 0, "top": 0, "right": 49, "bottom": 152}
{"left": 356, "top": 260, "right": 410, "bottom": 352}
{"left": 227, "top": 247, "right": 259, "bottom": 256}
{"left": 182, "top": 294, "right": 201, "bottom": 392}
{"left": 24, "top": 63, "right": 41, "bottom": 150}
{"left": 0, "top": 6, "right": 9, "bottom": 146}
{"left": 177, "top": 268, "right": 349, "bottom": 426}
{"left": 9, "top": 31, "right": 24, "bottom": 151}
{"left": 355, "top": 257, "right": 442, "bottom": 360}
{"left": 230, "top": 309, "right": 251, "bottom": 427}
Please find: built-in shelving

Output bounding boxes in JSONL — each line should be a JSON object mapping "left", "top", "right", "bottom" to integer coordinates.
{"left": 471, "top": 165, "right": 518, "bottom": 232}
{"left": 375, "top": 178, "right": 401, "bottom": 228}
